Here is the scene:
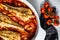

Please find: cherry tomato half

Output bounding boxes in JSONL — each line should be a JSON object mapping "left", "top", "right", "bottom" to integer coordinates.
{"left": 40, "top": 7, "right": 45, "bottom": 14}
{"left": 44, "top": 14, "right": 49, "bottom": 19}
{"left": 48, "top": 7, "right": 53, "bottom": 12}
{"left": 44, "top": 2, "right": 50, "bottom": 8}
{"left": 54, "top": 20, "right": 59, "bottom": 26}
{"left": 46, "top": 19, "right": 52, "bottom": 25}
{"left": 54, "top": 15, "right": 59, "bottom": 20}
{"left": 50, "top": 12, "right": 55, "bottom": 18}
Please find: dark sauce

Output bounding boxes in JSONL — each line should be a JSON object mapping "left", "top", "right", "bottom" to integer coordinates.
{"left": 3, "top": 1, "right": 29, "bottom": 8}
{"left": 0, "top": 37, "right": 4, "bottom": 40}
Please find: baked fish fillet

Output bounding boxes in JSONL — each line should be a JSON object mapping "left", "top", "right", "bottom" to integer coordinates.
{"left": 0, "top": 21, "right": 29, "bottom": 40}
{"left": 0, "top": 3, "right": 35, "bottom": 21}
{"left": 0, "top": 3, "right": 37, "bottom": 40}
{"left": 0, "top": 13, "right": 22, "bottom": 27}
{"left": 0, "top": 30, "right": 21, "bottom": 40}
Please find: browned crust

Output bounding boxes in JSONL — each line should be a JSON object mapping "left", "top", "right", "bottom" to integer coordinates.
{"left": 0, "top": 26, "right": 30, "bottom": 40}
{"left": 0, "top": 0, "right": 37, "bottom": 40}
{"left": 0, "top": 37, "right": 4, "bottom": 40}
{"left": 0, "top": 0, "right": 28, "bottom": 8}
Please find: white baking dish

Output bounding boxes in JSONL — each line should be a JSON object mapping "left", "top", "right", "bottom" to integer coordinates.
{"left": 18, "top": 0, "right": 43, "bottom": 40}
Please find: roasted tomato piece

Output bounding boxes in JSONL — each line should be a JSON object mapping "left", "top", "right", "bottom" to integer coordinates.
{"left": 54, "top": 15, "right": 59, "bottom": 20}
{"left": 24, "top": 22, "right": 35, "bottom": 32}
{"left": 44, "top": 2, "right": 50, "bottom": 8}
{"left": 44, "top": 14, "right": 49, "bottom": 19}
{"left": 48, "top": 7, "right": 53, "bottom": 12}
{"left": 0, "top": 0, "right": 2, "bottom": 3}
{"left": 40, "top": 7, "right": 45, "bottom": 14}
{"left": 54, "top": 20, "right": 59, "bottom": 26}
{"left": 46, "top": 19, "right": 52, "bottom": 25}
{"left": 5, "top": 0, "right": 12, "bottom": 3}
{"left": 50, "top": 12, "right": 55, "bottom": 18}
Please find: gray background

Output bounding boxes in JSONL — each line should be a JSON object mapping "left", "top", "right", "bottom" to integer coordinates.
{"left": 27, "top": 0, "right": 60, "bottom": 40}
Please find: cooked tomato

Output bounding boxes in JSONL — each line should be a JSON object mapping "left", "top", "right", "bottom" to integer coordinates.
{"left": 50, "top": 12, "right": 55, "bottom": 18}
{"left": 54, "top": 20, "right": 59, "bottom": 26}
{"left": 44, "top": 2, "right": 50, "bottom": 8}
{"left": 24, "top": 24, "right": 30, "bottom": 29}
{"left": 0, "top": 27, "right": 2, "bottom": 30}
{"left": 19, "top": 21, "right": 25, "bottom": 26}
{"left": 48, "top": 7, "right": 53, "bottom": 12}
{"left": 46, "top": 19, "right": 52, "bottom": 25}
{"left": 40, "top": 7, "right": 45, "bottom": 14}
{"left": 10, "top": 16, "right": 18, "bottom": 22}
{"left": 44, "top": 14, "right": 49, "bottom": 19}
{"left": 54, "top": 15, "right": 59, "bottom": 20}
{"left": 8, "top": 0, "right": 12, "bottom": 3}
{"left": 0, "top": 0, "right": 2, "bottom": 3}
